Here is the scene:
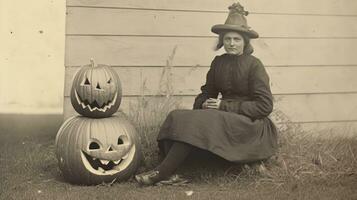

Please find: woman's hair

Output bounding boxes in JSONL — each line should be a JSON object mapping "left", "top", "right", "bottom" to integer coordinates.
{"left": 215, "top": 31, "right": 254, "bottom": 55}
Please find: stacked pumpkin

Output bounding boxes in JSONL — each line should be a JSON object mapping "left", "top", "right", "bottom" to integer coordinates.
{"left": 55, "top": 59, "right": 142, "bottom": 185}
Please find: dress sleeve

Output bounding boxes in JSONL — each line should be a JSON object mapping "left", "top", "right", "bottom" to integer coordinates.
{"left": 193, "top": 57, "right": 219, "bottom": 109}
{"left": 219, "top": 59, "right": 273, "bottom": 119}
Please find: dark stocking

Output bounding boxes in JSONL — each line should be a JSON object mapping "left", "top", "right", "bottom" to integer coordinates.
{"left": 154, "top": 141, "right": 192, "bottom": 181}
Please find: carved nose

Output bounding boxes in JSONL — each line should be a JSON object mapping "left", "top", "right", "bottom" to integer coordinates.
{"left": 107, "top": 146, "right": 114, "bottom": 152}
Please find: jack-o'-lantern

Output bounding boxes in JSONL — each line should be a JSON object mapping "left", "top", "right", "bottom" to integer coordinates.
{"left": 55, "top": 113, "right": 142, "bottom": 185}
{"left": 71, "top": 59, "right": 122, "bottom": 118}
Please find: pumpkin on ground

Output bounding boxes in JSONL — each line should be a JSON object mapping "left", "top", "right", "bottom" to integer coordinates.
{"left": 55, "top": 113, "right": 142, "bottom": 185}
{"left": 70, "top": 59, "right": 122, "bottom": 118}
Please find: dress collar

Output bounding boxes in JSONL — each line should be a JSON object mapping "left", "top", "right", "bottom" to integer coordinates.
{"left": 223, "top": 53, "right": 245, "bottom": 59}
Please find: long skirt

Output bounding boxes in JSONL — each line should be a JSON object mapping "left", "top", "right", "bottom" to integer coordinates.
{"left": 157, "top": 109, "right": 278, "bottom": 163}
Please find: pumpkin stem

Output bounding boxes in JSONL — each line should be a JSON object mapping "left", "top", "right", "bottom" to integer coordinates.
{"left": 90, "top": 58, "right": 95, "bottom": 68}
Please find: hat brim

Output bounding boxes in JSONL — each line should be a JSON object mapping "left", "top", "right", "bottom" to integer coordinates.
{"left": 211, "top": 24, "right": 259, "bottom": 39}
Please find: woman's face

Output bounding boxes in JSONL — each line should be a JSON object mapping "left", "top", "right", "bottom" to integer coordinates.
{"left": 223, "top": 31, "right": 245, "bottom": 55}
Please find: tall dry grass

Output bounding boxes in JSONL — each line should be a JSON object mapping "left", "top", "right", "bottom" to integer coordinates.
{"left": 128, "top": 47, "right": 182, "bottom": 167}
{"left": 232, "top": 110, "right": 357, "bottom": 187}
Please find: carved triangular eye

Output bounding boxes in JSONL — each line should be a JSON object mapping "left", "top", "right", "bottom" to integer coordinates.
{"left": 117, "top": 137, "right": 124, "bottom": 145}
{"left": 107, "top": 78, "right": 111, "bottom": 84}
{"left": 84, "top": 78, "right": 90, "bottom": 85}
{"left": 96, "top": 83, "right": 101, "bottom": 89}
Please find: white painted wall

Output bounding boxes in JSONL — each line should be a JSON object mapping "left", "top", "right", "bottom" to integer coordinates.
{"left": 0, "top": 0, "right": 65, "bottom": 113}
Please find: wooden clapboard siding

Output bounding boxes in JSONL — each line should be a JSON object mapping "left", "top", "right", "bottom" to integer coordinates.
{"left": 66, "top": 7, "right": 357, "bottom": 38}
{"left": 64, "top": 66, "right": 357, "bottom": 96}
{"left": 299, "top": 122, "right": 357, "bottom": 137}
{"left": 65, "top": 36, "right": 357, "bottom": 66}
{"left": 63, "top": 92, "right": 357, "bottom": 122}
{"left": 64, "top": 0, "right": 357, "bottom": 134}
{"left": 67, "top": 0, "right": 357, "bottom": 16}
{"left": 267, "top": 66, "right": 357, "bottom": 94}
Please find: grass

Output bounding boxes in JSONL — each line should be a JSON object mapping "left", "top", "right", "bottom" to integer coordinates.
{"left": 0, "top": 113, "right": 356, "bottom": 200}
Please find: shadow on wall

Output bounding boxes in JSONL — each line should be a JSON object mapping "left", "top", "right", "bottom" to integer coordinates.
{"left": 0, "top": 114, "right": 63, "bottom": 138}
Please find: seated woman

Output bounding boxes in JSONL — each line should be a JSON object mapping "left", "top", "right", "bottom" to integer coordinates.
{"left": 135, "top": 2, "right": 278, "bottom": 186}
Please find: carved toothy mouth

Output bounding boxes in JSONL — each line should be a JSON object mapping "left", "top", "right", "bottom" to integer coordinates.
{"left": 75, "top": 90, "right": 117, "bottom": 112}
{"left": 81, "top": 151, "right": 126, "bottom": 175}
{"left": 80, "top": 145, "right": 136, "bottom": 176}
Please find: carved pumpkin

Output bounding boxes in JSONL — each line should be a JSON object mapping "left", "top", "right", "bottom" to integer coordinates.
{"left": 70, "top": 59, "right": 122, "bottom": 118}
{"left": 55, "top": 113, "right": 142, "bottom": 185}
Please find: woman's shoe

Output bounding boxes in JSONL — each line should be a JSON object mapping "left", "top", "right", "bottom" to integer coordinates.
{"left": 135, "top": 170, "right": 161, "bottom": 186}
{"left": 156, "top": 174, "right": 189, "bottom": 186}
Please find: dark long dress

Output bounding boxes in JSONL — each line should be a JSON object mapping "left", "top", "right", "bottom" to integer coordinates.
{"left": 157, "top": 53, "right": 278, "bottom": 163}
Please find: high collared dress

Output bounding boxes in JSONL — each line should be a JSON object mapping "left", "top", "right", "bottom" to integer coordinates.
{"left": 157, "top": 53, "right": 278, "bottom": 162}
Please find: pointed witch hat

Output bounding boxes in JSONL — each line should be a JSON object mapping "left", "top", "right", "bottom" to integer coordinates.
{"left": 211, "top": 2, "right": 259, "bottom": 39}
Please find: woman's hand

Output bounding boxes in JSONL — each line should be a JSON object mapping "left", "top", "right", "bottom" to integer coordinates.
{"left": 202, "top": 98, "right": 221, "bottom": 109}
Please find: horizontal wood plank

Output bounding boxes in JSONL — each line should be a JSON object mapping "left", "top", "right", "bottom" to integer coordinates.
{"left": 66, "top": 0, "right": 357, "bottom": 16}
{"left": 63, "top": 93, "right": 357, "bottom": 122}
{"left": 65, "top": 36, "right": 357, "bottom": 66}
{"left": 64, "top": 66, "right": 357, "bottom": 96}
{"left": 66, "top": 7, "right": 357, "bottom": 38}
{"left": 298, "top": 121, "right": 357, "bottom": 137}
